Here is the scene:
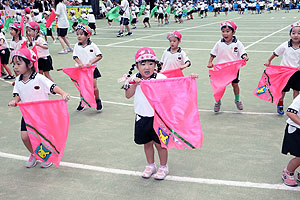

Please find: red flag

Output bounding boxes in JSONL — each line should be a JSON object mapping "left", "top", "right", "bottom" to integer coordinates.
{"left": 20, "top": 16, "right": 24, "bottom": 36}
{"left": 46, "top": 10, "right": 56, "bottom": 28}
{"left": 58, "top": 66, "right": 97, "bottom": 108}
{"left": 209, "top": 60, "right": 246, "bottom": 102}
{"left": 140, "top": 76, "right": 203, "bottom": 149}
{"left": 161, "top": 68, "right": 184, "bottom": 78}
{"left": 253, "top": 65, "right": 300, "bottom": 104}
{"left": 18, "top": 99, "right": 69, "bottom": 167}
{"left": 31, "top": 45, "right": 39, "bottom": 72}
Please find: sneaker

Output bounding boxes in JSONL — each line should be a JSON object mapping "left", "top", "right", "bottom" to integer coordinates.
{"left": 214, "top": 102, "right": 221, "bottom": 112}
{"left": 1, "top": 72, "right": 7, "bottom": 76}
{"left": 153, "top": 165, "right": 169, "bottom": 180}
{"left": 40, "top": 162, "right": 53, "bottom": 168}
{"left": 58, "top": 49, "right": 68, "bottom": 54}
{"left": 26, "top": 154, "right": 37, "bottom": 168}
{"left": 297, "top": 171, "right": 300, "bottom": 182}
{"left": 67, "top": 48, "right": 73, "bottom": 52}
{"left": 277, "top": 105, "right": 284, "bottom": 115}
{"left": 282, "top": 168, "right": 298, "bottom": 187}
{"left": 52, "top": 39, "right": 56, "bottom": 44}
{"left": 96, "top": 99, "right": 103, "bottom": 112}
{"left": 132, "top": 26, "right": 136, "bottom": 29}
{"left": 125, "top": 32, "right": 132, "bottom": 36}
{"left": 76, "top": 102, "right": 85, "bottom": 112}
{"left": 117, "top": 32, "right": 124, "bottom": 37}
{"left": 4, "top": 75, "right": 15, "bottom": 80}
{"left": 235, "top": 101, "right": 243, "bottom": 110}
{"left": 144, "top": 26, "right": 147, "bottom": 28}
{"left": 142, "top": 164, "right": 156, "bottom": 179}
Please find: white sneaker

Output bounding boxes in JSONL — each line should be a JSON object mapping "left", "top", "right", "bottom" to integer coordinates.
{"left": 142, "top": 164, "right": 156, "bottom": 178}
{"left": 68, "top": 48, "right": 73, "bottom": 52}
{"left": 153, "top": 165, "right": 169, "bottom": 180}
{"left": 26, "top": 154, "right": 37, "bottom": 168}
{"left": 40, "top": 162, "right": 53, "bottom": 168}
{"left": 58, "top": 49, "right": 68, "bottom": 54}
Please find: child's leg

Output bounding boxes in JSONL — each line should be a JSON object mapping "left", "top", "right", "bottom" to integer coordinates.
{"left": 287, "top": 157, "right": 300, "bottom": 173}
{"left": 21, "top": 131, "right": 33, "bottom": 153}
{"left": 43, "top": 71, "right": 54, "bottom": 82}
{"left": 62, "top": 36, "right": 72, "bottom": 49}
{"left": 154, "top": 142, "right": 168, "bottom": 165}
{"left": 45, "top": 35, "right": 48, "bottom": 42}
{"left": 232, "top": 82, "right": 240, "bottom": 98}
{"left": 94, "top": 79, "right": 100, "bottom": 99}
{"left": 293, "top": 90, "right": 299, "bottom": 99}
{"left": 144, "top": 141, "right": 155, "bottom": 164}
{"left": 2, "top": 64, "right": 13, "bottom": 76}
{"left": 278, "top": 92, "right": 286, "bottom": 105}
{"left": 51, "top": 35, "right": 55, "bottom": 42}
{"left": 58, "top": 36, "right": 66, "bottom": 49}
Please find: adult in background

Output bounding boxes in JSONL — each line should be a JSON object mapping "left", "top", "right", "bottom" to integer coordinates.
{"left": 55, "top": 0, "right": 73, "bottom": 54}
{"left": 117, "top": 0, "right": 132, "bottom": 37}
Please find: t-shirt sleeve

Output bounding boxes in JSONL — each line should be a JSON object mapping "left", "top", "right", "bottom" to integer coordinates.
{"left": 38, "top": 37, "right": 47, "bottom": 45}
{"left": 182, "top": 50, "right": 191, "bottom": 65}
{"left": 210, "top": 42, "right": 219, "bottom": 57}
{"left": 73, "top": 44, "right": 79, "bottom": 59}
{"left": 237, "top": 41, "right": 247, "bottom": 58}
{"left": 93, "top": 43, "right": 102, "bottom": 56}
{"left": 287, "top": 95, "right": 300, "bottom": 114}
{"left": 160, "top": 50, "right": 167, "bottom": 64}
{"left": 12, "top": 81, "right": 19, "bottom": 96}
{"left": 40, "top": 75, "right": 56, "bottom": 94}
{"left": 273, "top": 42, "right": 286, "bottom": 57}
{"left": 56, "top": 4, "right": 62, "bottom": 15}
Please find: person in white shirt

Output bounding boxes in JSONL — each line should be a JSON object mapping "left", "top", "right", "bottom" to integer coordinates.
{"left": 0, "top": 21, "right": 14, "bottom": 80}
{"left": 87, "top": 8, "right": 96, "bottom": 35}
{"left": 117, "top": 0, "right": 132, "bottom": 37}
{"left": 143, "top": 5, "right": 151, "bottom": 28}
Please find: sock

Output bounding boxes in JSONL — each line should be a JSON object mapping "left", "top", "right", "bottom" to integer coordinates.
{"left": 235, "top": 94, "right": 240, "bottom": 102}
{"left": 148, "top": 163, "right": 155, "bottom": 167}
{"left": 278, "top": 100, "right": 284, "bottom": 106}
{"left": 160, "top": 164, "right": 168, "bottom": 168}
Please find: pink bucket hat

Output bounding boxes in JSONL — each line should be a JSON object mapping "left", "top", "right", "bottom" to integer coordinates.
{"left": 12, "top": 47, "right": 37, "bottom": 63}
{"left": 135, "top": 47, "right": 157, "bottom": 63}
{"left": 9, "top": 23, "right": 22, "bottom": 31}
{"left": 26, "top": 21, "right": 40, "bottom": 31}
{"left": 167, "top": 31, "right": 182, "bottom": 40}
{"left": 220, "top": 21, "right": 237, "bottom": 31}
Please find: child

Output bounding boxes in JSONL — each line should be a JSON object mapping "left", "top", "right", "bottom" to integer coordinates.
{"left": 0, "top": 21, "right": 14, "bottom": 80}
{"left": 8, "top": 47, "right": 70, "bottom": 168}
{"left": 105, "top": 7, "right": 113, "bottom": 28}
{"left": 24, "top": 7, "right": 33, "bottom": 47}
{"left": 130, "top": 6, "right": 137, "bottom": 29}
{"left": 70, "top": 10, "right": 78, "bottom": 32}
{"left": 160, "top": 31, "right": 191, "bottom": 72}
{"left": 143, "top": 5, "right": 151, "bottom": 28}
{"left": 32, "top": 9, "right": 42, "bottom": 23}
{"left": 264, "top": 23, "right": 300, "bottom": 115}
{"left": 26, "top": 22, "right": 54, "bottom": 82}
{"left": 43, "top": 11, "right": 56, "bottom": 43}
{"left": 123, "top": 47, "right": 169, "bottom": 180}
{"left": 163, "top": 3, "right": 169, "bottom": 24}
{"left": 73, "top": 25, "right": 103, "bottom": 111}
{"left": 281, "top": 94, "right": 300, "bottom": 187}
{"left": 14, "top": 10, "right": 22, "bottom": 23}
{"left": 81, "top": 9, "right": 88, "bottom": 19}
{"left": 157, "top": 4, "right": 164, "bottom": 26}
{"left": 208, "top": 21, "right": 248, "bottom": 112}
{"left": 87, "top": 8, "right": 96, "bottom": 35}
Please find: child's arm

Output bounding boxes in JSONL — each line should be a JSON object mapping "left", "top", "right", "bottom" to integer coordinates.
{"left": 287, "top": 112, "right": 300, "bottom": 126}
{"left": 53, "top": 85, "right": 70, "bottom": 101}
{"left": 35, "top": 42, "right": 48, "bottom": 49}
{"left": 86, "top": 55, "right": 103, "bottom": 67}
{"left": 241, "top": 54, "right": 249, "bottom": 61}
{"left": 180, "top": 61, "right": 191, "bottom": 70}
{"left": 0, "top": 39, "right": 4, "bottom": 46}
{"left": 264, "top": 54, "right": 276, "bottom": 67}
{"left": 74, "top": 57, "right": 84, "bottom": 68}
{"left": 207, "top": 55, "right": 215, "bottom": 68}
{"left": 8, "top": 96, "right": 21, "bottom": 107}
{"left": 125, "top": 77, "right": 141, "bottom": 99}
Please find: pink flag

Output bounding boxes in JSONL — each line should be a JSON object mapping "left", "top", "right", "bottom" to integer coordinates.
{"left": 58, "top": 66, "right": 96, "bottom": 108}
{"left": 46, "top": 10, "right": 56, "bottom": 28}
{"left": 18, "top": 99, "right": 69, "bottom": 167}
{"left": 209, "top": 60, "right": 246, "bottom": 102}
{"left": 161, "top": 68, "right": 184, "bottom": 78}
{"left": 31, "top": 45, "right": 39, "bottom": 72}
{"left": 20, "top": 16, "right": 24, "bottom": 36}
{"left": 253, "top": 65, "right": 300, "bottom": 104}
{"left": 140, "top": 76, "right": 203, "bottom": 149}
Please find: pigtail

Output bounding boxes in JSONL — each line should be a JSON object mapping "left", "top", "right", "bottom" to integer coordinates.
{"left": 121, "top": 64, "right": 136, "bottom": 90}
{"left": 156, "top": 62, "right": 162, "bottom": 73}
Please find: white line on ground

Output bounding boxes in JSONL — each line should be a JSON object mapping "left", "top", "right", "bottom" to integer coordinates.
{"left": 0, "top": 151, "right": 299, "bottom": 192}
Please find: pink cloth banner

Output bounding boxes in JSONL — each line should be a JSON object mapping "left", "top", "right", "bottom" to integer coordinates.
{"left": 253, "top": 65, "right": 299, "bottom": 104}
{"left": 31, "top": 45, "right": 38, "bottom": 72}
{"left": 161, "top": 68, "right": 184, "bottom": 78}
{"left": 59, "top": 66, "right": 96, "bottom": 108}
{"left": 18, "top": 99, "right": 69, "bottom": 167}
{"left": 209, "top": 60, "right": 246, "bottom": 102}
{"left": 46, "top": 10, "right": 56, "bottom": 28}
{"left": 140, "top": 76, "right": 203, "bottom": 149}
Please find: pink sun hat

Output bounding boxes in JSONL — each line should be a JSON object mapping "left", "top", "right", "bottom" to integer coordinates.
{"left": 220, "top": 21, "right": 237, "bottom": 31}
{"left": 135, "top": 47, "right": 158, "bottom": 63}
{"left": 167, "top": 31, "right": 182, "bottom": 40}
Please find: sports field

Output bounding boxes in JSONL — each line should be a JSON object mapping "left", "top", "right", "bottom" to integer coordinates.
{"left": 1, "top": 10, "right": 300, "bottom": 199}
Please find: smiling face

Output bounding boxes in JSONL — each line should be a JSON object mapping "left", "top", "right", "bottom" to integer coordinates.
{"left": 136, "top": 60, "right": 156, "bottom": 80}
{"left": 290, "top": 27, "right": 300, "bottom": 44}
{"left": 169, "top": 37, "right": 181, "bottom": 50}
{"left": 221, "top": 26, "right": 235, "bottom": 43}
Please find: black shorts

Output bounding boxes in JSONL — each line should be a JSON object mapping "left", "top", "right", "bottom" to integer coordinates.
{"left": 134, "top": 115, "right": 160, "bottom": 145}
{"left": 224, "top": 8, "right": 228, "bottom": 12}
{"left": 57, "top": 28, "right": 68, "bottom": 37}
{"left": 131, "top": 18, "right": 136, "bottom": 24}
{"left": 205, "top": 9, "right": 208, "bottom": 12}
{"left": 154, "top": 12, "right": 158, "bottom": 17}
{"left": 178, "top": 14, "right": 182, "bottom": 19}
{"left": 241, "top": 8, "right": 245, "bottom": 11}
{"left": 158, "top": 13, "right": 164, "bottom": 19}
{"left": 232, "top": 70, "right": 240, "bottom": 83}
{"left": 200, "top": 10, "right": 204, "bottom": 14}
{"left": 21, "top": 117, "right": 27, "bottom": 131}
{"left": 164, "top": 13, "right": 168, "bottom": 18}
{"left": 88, "top": 22, "right": 96, "bottom": 30}
{"left": 120, "top": 17, "right": 129, "bottom": 25}
{"left": 72, "top": 22, "right": 78, "bottom": 27}
{"left": 282, "top": 124, "right": 300, "bottom": 157}
{"left": 0, "top": 48, "right": 10, "bottom": 64}
{"left": 38, "top": 56, "right": 53, "bottom": 72}
{"left": 282, "top": 71, "right": 300, "bottom": 92}
{"left": 143, "top": 17, "right": 149, "bottom": 23}
{"left": 46, "top": 28, "right": 52, "bottom": 36}
{"left": 94, "top": 67, "right": 101, "bottom": 79}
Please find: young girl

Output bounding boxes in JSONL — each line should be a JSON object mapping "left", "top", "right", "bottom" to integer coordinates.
{"left": 44, "top": 11, "right": 56, "bottom": 43}
{"left": 87, "top": 8, "right": 96, "bottom": 35}
{"left": 281, "top": 94, "right": 300, "bottom": 187}
{"left": 208, "top": 21, "right": 249, "bottom": 112}
{"left": 123, "top": 47, "right": 169, "bottom": 180}
{"left": 0, "top": 21, "right": 14, "bottom": 80}
{"left": 26, "top": 22, "right": 54, "bottom": 82}
{"left": 264, "top": 23, "right": 300, "bottom": 115}
{"left": 73, "top": 25, "right": 103, "bottom": 111}
{"left": 160, "top": 31, "right": 191, "bottom": 72}
{"left": 8, "top": 47, "right": 70, "bottom": 168}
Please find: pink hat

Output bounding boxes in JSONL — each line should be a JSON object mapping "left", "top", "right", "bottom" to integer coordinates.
{"left": 0, "top": 21, "right": 3, "bottom": 29}
{"left": 26, "top": 21, "right": 40, "bottom": 31}
{"left": 220, "top": 21, "right": 237, "bottom": 31}
{"left": 12, "top": 47, "right": 37, "bottom": 62}
{"left": 76, "top": 24, "right": 92, "bottom": 35}
{"left": 135, "top": 47, "right": 157, "bottom": 63}
{"left": 167, "top": 31, "right": 182, "bottom": 40}
{"left": 9, "top": 23, "right": 22, "bottom": 31}
{"left": 24, "top": 7, "right": 31, "bottom": 14}
{"left": 290, "top": 22, "right": 300, "bottom": 31}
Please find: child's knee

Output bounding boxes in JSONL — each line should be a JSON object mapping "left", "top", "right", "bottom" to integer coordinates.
{"left": 21, "top": 131, "right": 29, "bottom": 141}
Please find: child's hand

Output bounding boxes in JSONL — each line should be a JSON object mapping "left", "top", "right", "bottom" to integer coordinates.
{"left": 242, "top": 56, "right": 249, "bottom": 62}
{"left": 207, "top": 62, "right": 213, "bottom": 68}
{"left": 264, "top": 61, "right": 270, "bottom": 67}
{"left": 180, "top": 65, "right": 187, "bottom": 70}
{"left": 78, "top": 63, "right": 84, "bottom": 68}
{"left": 8, "top": 100, "right": 17, "bottom": 107}
{"left": 35, "top": 42, "right": 40, "bottom": 46}
{"left": 133, "top": 77, "right": 141, "bottom": 84}
{"left": 62, "top": 92, "right": 71, "bottom": 102}
{"left": 86, "top": 62, "right": 92, "bottom": 67}
{"left": 190, "top": 73, "right": 199, "bottom": 79}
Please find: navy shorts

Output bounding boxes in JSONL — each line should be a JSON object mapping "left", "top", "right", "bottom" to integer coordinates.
{"left": 38, "top": 56, "right": 53, "bottom": 72}
{"left": 120, "top": 17, "right": 129, "bottom": 26}
{"left": 134, "top": 115, "right": 160, "bottom": 145}
{"left": 21, "top": 117, "right": 27, "bottom": 131}
{"left": 57, "top": 28, "right": 68, "bottom": 37}
{"left": 94, "top": 67, "right": 101, "bottom": 79}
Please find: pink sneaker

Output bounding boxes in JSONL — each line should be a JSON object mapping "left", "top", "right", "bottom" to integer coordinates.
{"left": 26, "top": 154, "right": 37, "bottom": 168}
{"left": 142, "top": 164, "right": 156, "bottom": 179}
{"left": 153, "top": 165, "right": 169, "bottom": 180}
{"left": 297, "top": 171, "right": 300, "bottom": 182}
{"left": 40, "top": 162, "right": 53, "bottom": 168}
{"left": 282, "top": 168, "right": 298, "bottom": 187}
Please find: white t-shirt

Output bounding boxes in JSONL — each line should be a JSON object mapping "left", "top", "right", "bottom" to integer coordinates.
{"left": 286, "top": 95, "right": 300, "bottom": 129}
{"left": 210, "top": 36, "right": 247, "bottom": 64}
{"left": 56, "top": 2, "right": 69, "bottom": 28}
{"left": 32, "top": 13, "right": 42, "bottom": 23}
{"left": 133, "top": 73, "right": 167, "bottom": 117}
{"left": 273, "top": 40, "right": 300, "bottom": 68}
{"left": 160, "top": 47, "right": 191, "bottom": 72}
{"left": 87, "top": 13, "right": 96, "bottom": 23}
{"left": 13, "top": 72, "right": 56, "bottom": 102}
{"left": 144, "top": 9, "right": 150, "bottom": 18}
{"left": 0, "top": 32, "right": 9, "bottom": 49}
{"left": 121, "top": 0, "right": 130, "bottom": 19}
{"left": 10, "top": 37, "right": 26, "bottom": 51}
{"left": 73, "top": 41, "right": 102, "bottom": 67}
{"left": 32, "top": 35, "right": 50, "bottom": 58}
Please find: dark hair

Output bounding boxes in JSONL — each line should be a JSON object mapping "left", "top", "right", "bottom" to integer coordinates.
{"left": 10, "top": 27, "right": 22, "bottom": 40}
{"left": 55, "top": 0, "right": 63, "bottom": 8}
{"left": 221, "top": 25, "right": 234, "bottom": 32}
{"left": 13, "top": 56, "right": 35, "bottom": 72}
